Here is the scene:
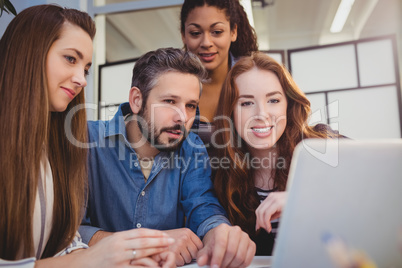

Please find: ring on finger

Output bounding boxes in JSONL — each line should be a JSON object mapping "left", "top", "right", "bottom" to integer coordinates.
{"left": 132, "top": 250, "right": 137, "bottom": 259}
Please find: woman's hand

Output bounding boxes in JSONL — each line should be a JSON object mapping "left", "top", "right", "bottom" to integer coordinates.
{"left": 34, "top": 229, "right": 176, "bottom": 268}
{"left": 130, "top": 251, "right": 176, "bottom": 268}
{"left": 86, "top": 228, "right": 176, "bottom": 267}
{"left": 255, "top": 191, "right": 288, "bottom": 233}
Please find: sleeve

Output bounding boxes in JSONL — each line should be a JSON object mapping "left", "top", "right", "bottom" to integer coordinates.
{"left": 0, "top": 258, "right": 36, "bottom": 268}
{"left": 180, "top": 134, "right": 230, "bottom": 238}
{"left": 79, "top": 211, "right": 103, "bottom": 245}
{"left": 54, "top": 231, "right": 88, "bottom": 257}
{"left": 196, "top": 215, "right": 231, "bottom": 238}
{"left": 0, "top": 233, "right": 88, "bottom": 267}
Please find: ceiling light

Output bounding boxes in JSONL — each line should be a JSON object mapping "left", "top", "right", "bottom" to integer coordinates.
{"left": 330, "top": 0, "right": 355, "bottom": 33}
{"left": 252, "top": 0, "right": 275, "bottom": 8}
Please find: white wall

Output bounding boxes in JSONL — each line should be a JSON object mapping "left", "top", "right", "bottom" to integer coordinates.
{"left": 289, "top": 37, "right": 401, "bottom": 140}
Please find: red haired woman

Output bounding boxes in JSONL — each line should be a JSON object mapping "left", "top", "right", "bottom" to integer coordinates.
{"left": 214, "top": 52, "right": 342, "bottom": 255}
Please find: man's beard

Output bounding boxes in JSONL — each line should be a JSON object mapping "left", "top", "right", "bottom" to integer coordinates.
{"left": 137, "top": 107, "right": 188, "bottom": 152}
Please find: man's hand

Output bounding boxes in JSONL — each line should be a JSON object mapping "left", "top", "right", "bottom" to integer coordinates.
{"left": 255, "top": 191, "right": 287, "bottom": 233}
{"left": 164, "top": 228, "right": 203, "bottom": 266}
{"left": 196, "top": 224, "right": 256, "bottom": 268}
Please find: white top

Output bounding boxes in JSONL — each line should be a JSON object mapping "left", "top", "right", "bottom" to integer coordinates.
{"left": 32, "top": 153, "right": 54, "bottom": 258}
{"left": 0, "top": 155, "right": 88, "bottom": 267}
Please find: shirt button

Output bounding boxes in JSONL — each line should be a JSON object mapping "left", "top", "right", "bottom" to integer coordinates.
{"left": 141, "top": 191, "right": 145, "bottom": 196}
{"left": 136, "top": 223, "right": 141, "bottom": 228}
{"left": 134, "top": 163, "right": 138, "bottom": 167}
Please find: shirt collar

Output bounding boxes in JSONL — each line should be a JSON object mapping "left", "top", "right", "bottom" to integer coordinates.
{"left": 103, "top": 102, "right": 183, "bottom": 165}
{"left": 103, "top": 103, "right": 173, "bottom": 162}
{"left": 104, "top": 102, "right": 132, "bottom": 139}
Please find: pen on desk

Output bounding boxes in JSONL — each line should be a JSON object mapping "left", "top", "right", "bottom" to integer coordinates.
{"left": 321, "top": 232, "right": 377, "bottom": 268}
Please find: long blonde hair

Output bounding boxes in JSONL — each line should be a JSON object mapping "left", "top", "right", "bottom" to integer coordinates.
{"left": 0, "top": 4, "right": 95, "bottom": 259}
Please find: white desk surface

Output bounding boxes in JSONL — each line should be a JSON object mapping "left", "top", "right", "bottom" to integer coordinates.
{"left": 182, "top": 256, "right": 272, "bottom": 268}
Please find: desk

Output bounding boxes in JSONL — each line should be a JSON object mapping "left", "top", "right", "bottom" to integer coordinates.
{"left": 182, "top": 256, "right": 272, "bottom": 268}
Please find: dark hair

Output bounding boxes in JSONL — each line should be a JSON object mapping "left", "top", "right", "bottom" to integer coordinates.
{"left": 214, "top": 52, "right": 333, "bottom": 236}
{"left": 180, "top": 0, "right": 258, "bottom": 57}
{"left": 0, "top": 4, "right": 95, "bottom": 259}
{"left": 131, "top": 47, "right": 207, "bottom": 109}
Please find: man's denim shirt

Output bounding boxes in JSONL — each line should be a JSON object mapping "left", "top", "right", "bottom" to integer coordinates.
{"left": 79, "top": 103, "right": 230, "bottom": 244}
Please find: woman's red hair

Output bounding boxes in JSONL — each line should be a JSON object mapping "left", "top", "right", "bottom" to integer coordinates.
{"left": 214, "top": 52, "right": 334, "bottom": 236}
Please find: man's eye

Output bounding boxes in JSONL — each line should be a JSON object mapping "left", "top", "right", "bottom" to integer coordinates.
{"left": 164, "top": 99, "right": 175, "bottom": 104}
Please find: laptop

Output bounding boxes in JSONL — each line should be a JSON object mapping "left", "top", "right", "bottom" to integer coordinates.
{"left": 271, "top": 139, "right": 402, "bottom": 268}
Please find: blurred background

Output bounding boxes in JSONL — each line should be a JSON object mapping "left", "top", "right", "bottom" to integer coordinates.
{"left": 1, "top": 0, "right": 401, "bottom": 139}
{"left": 94, "top": 0, "right": 402, "bottom": 62}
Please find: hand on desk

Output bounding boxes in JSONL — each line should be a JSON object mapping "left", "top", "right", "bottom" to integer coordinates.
{"left": 87, "top": 228, "right": 176, "bottom": 268}
{"left": 130, "top": 251, "right": 176, "bottom": 268}
{"left": 255, "top": 191, "right": 287, "bottom": 233}
{"left": 163, "top": 228, "right": 203, "bottom": 266}
{"left": 197, "top": 223, "right": 256, "bottom": 268}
